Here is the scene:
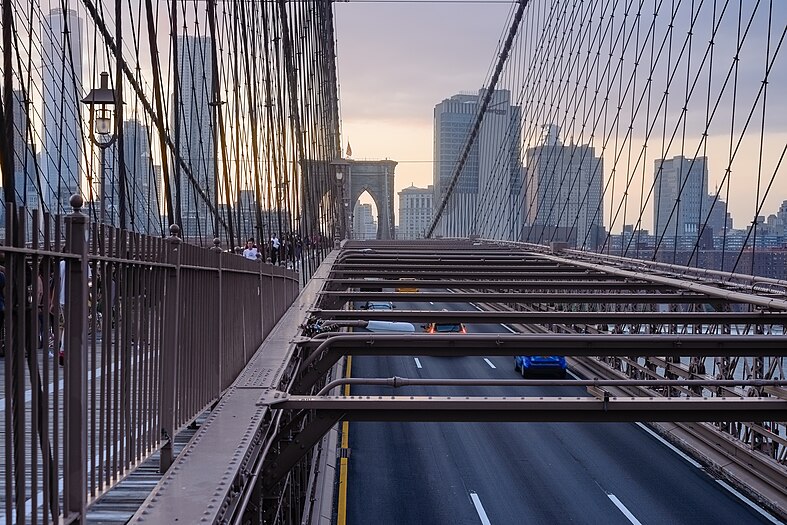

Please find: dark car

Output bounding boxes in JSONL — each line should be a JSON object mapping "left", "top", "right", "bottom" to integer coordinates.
{"left": 425, "top": 322, "right": 467, "bottom": 334}
{"left": 361, "top": 301, "right": 394, "bottom": 310}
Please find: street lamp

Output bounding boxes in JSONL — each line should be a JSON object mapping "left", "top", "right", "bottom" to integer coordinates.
{"left": 82, "top": 71, "right": 117, "bottom": 225}
{"left": 330, "top": 158, "right": 350, "bottom": 244}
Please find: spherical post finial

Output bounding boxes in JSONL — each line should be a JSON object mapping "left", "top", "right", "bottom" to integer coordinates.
{"left": 169, "top": 224, "right": 181, "bottom": 238}
{"left": 70, "top": 194, "right": 84, "bottom": 212}
{"left": 211, "top": 237, "right": 222, "bottom": 253}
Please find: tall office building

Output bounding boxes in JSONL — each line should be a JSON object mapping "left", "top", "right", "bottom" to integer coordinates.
{"left": 353, "top": 203, "right": 377, "bottom": 240}
{"left": 175, "top": 35, "right": 215, "bottom": 241}
{"left": 122, "top": 120, "right": 155, "bottom": 233}
{"left": 653, "top": 156, "right": 708, "bottom": 245}
{"left": 235, "top": 188, "right": 258, "bottom": 242}
{"left": 433, "top": 89, "right": 523, "bottom": 239}
{"left": 398, "top": 184, "right": 433, "bottom": 239}
{"left": 524, "top": 125, "right": 604, "bottom": 249}
{"left": 9, "top": 90, "right": 40, "bottom": 208}
{"left": 41, "top": 8, "right": 84, "bottom": 214}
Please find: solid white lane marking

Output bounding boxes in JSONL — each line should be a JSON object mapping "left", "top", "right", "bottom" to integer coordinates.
{"left": 635, "top": 423, "right": 703, "bottom": 469}
{"left": 607, "top": 494, "right": 642, "bottom": 525}
{"left": 715, "top": 480, "right": 782, "bottom": 524}
{"left": 414, "top": 358, "right": 422, "bottom": 369}
{"left": 469, "top": 492, "right": 492, "bottom": 525}
{"left": 500, "top": 324, "right": 516, "bottom": 333}
{"left": 483, "top": 358, "right": 497, "bottom": 369}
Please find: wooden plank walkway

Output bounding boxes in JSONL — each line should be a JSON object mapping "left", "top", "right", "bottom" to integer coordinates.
{"left": 1, "top": 338, "right": 207, "bottom": 523}
{"left": 85, "top": 414, "right": 207, "bottom": 524}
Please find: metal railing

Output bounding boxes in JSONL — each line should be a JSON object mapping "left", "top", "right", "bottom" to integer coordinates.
{"left": 1, "top": 197, "right": 299, "bottom": 524}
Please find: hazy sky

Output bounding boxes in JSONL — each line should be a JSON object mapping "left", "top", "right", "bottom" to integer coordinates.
{"left": 334, "top": 0, "right": 514, "bottom": 210}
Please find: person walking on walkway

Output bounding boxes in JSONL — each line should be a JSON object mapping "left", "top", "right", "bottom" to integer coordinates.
{"left": 243, "top": 238, "right": 259, "bottom": 260}
{"left": 271, "top": 234, "right": 280, "bottom": 265}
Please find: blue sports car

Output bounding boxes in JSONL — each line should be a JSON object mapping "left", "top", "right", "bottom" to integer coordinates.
{"left": 515, "top": 355, "right": 567, "bottom": 378}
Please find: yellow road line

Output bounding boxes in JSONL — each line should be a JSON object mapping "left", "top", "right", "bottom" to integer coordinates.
{"left": 337, "top": 355, "right": 352, "bottom": 525}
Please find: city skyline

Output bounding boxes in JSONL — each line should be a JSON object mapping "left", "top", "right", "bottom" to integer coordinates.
{"left": 2, "top": 1, "right": 783, "bottom": 240}
{"left": 336, "top": 2, "right": 787, "bottom": 235}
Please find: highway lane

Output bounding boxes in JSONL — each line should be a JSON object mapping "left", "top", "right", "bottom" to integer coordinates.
{"left": 345, "top": 300, "right": 779, "bottom": 524}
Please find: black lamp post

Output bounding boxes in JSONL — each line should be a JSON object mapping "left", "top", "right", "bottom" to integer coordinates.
{"left": 330, "top": 158, "right": 350, "bottom": 242}
{"left": 82, "top": 72, "right": 117, "bottom": 225}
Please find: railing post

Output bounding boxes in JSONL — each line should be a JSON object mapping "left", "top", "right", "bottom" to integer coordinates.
{"left": 63, "top": 195, "right": 89, "bottom": 521}
{"left": 159, "top": 224, "right": 182, "bottom": 473}
{"left": 211, "top": 238, "right": 223, "bottom": 393}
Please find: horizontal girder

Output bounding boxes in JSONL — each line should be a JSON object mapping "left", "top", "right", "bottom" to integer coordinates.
{"left": 320, "top": 291, "right": 721, "bottom": 304}
{"left": 267, "top": 394, "right": 787, "bottom": 423}
{"left": 311, "top": 309, "right": 787, "bottom": 324}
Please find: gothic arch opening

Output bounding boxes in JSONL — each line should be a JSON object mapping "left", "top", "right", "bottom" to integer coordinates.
{"left": 353, "top": 190, "right": 380, "bottom": 240}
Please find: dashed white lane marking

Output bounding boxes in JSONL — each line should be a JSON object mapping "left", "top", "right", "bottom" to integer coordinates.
{"left": 414, "top": 358, "right": 422, "bottom": 369}
{"left": 607, "top": 494, "right": 643, "bottom": 525}
{"left": 500, "top": 324, "right": 517, "bottom": 333}
{"left": 469, "top": 491, "right": 492, "bottom": 525}
{"left": 715, "top": 480, "right": 783, "bottom": 524}
{"left": 483, "top": 358, "right": 497, "bottom": 369}
{"left": 635, "top": 423, "right": 703, "bottom": 468}
{"left": 429, "top": 301, "right": 434, "bottom": 305}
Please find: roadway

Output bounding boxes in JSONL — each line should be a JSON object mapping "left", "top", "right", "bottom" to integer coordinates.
{"left": 345, "top": 300, "right": 780, "bottom": 525}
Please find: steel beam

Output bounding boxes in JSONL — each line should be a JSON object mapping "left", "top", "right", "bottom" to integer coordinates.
{"left": 269, "top": 395, "right": 787, "bottom": 423}
{"left": 320, "top": 291, "right": 720, "bottom": 304}
{"left": 317, "top": 377, "right": 787, "bottom": 395}
{"left": 291, "top": 333, "right": 787, "bottom": 394}
{"left": 539, "top": 252, "right": 787, "bottom": 311}
{"left": 311, "top": 310, "right": 787, "bottom": 324}
{"left": 258, "top": 393, "right": 787, "bottom": 489}
{"left": 330, "top": 270, "right": 607, "bottom": 279}
{"left": 333, "top": 263, "right": 585, "bottom": 272}
{"left": 326, "top": 278, "right": 667, "bottom": 290}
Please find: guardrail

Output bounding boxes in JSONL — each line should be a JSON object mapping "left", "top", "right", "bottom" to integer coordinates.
{"left": 1, "top": 198, "right": 299, "bottom": 524}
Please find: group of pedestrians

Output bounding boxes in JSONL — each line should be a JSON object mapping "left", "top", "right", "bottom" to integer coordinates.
{"left": 240, "top": 233, "right": 309, "bottom": 269}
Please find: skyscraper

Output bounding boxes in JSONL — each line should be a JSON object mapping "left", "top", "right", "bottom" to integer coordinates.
{"left": 175, "top": 35, "right": 215, "bottom": 241}
{"left": 653, "top": 156, "right": 708, "bottom": 245}
{"left": 398, "top": 184, "right": 433, "bottom": 239}
{"left": 433, "top": 93, "right": 478, "bottom": 238}
{"left": 353, "top": 203, "right": 377, "bottom": 240}
{"left": 432, "top": 89, "right": 522, "bottom": 239}
{"left": 524, "top": 125, "right": 604, "bottom": 249}
{"left": 122, "top": 120, "right": 155, "bottom": 233}
{"left": 41, "top": 8, "right": 84, "bottom": 214}
{"left": 10, "top": 89, "right": 40, "bottom": 208}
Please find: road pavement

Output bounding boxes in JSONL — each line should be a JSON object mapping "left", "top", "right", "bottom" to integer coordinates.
{"left": 345, "top": 300, "right": 780, "bottom": 524}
